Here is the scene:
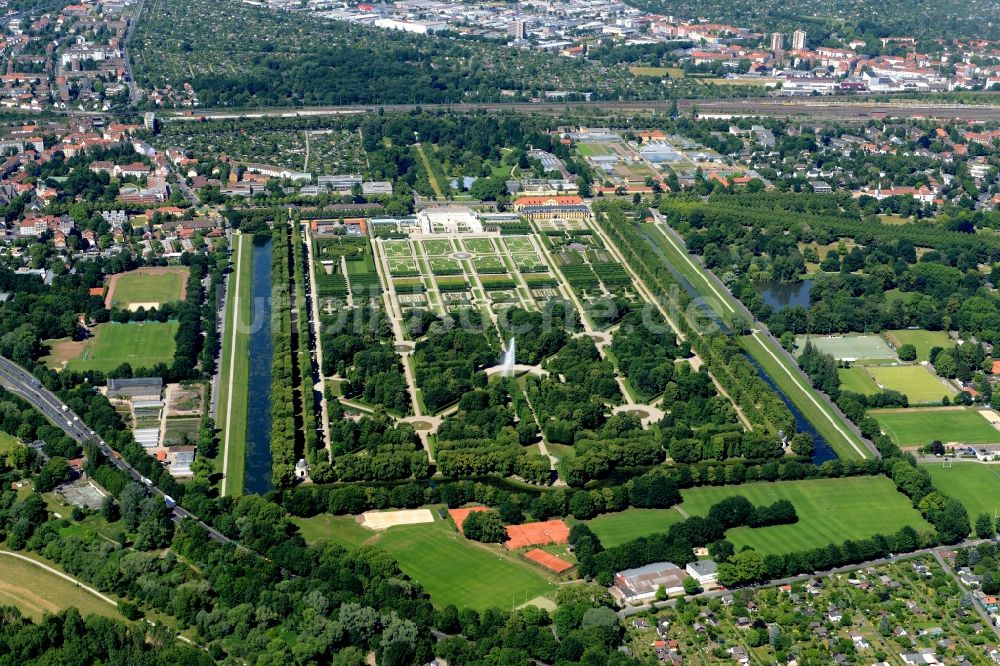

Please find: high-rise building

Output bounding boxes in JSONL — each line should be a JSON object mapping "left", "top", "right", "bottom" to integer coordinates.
{"left": 770, "top": 32, "right": 784, "bottom": 51}
{"left": 510, "top": 20, "right": 526, "bottom": 40}
{"left": 791, "top": 29, "right": 807, "bottom": 50}
{"left": 143, "top": 112, "right": 155, "bottom": 132}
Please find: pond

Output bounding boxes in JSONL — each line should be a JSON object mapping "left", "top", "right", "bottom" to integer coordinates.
{"left": 756, "top": 279, "right": 813, "bottom": 312}
{"left": 244, "top": 237, "right": 274, "bottom": 495}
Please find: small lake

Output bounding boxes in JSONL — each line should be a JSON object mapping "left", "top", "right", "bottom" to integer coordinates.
{"left": 756, "top": 279, "right": 813, "bottom": 312}
{"left": 244, "top": 237, "right": 274, "bottom": 495}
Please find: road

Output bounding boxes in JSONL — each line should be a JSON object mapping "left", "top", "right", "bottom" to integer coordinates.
{"left": 160, "top": 97, "right": 1000, "bottom": 123}
{"left": 121, "top": 0, "right": 146, "bottom": 106}
{"left": 0, "top": 355, "right": 239, "bottom": 548}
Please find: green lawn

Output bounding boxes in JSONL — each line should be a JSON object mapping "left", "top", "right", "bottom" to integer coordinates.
{"left": 584, "top": 508, "right": 686, "bottom": 547}
{"left": 642, "top": 222, "right": 870, "bottom": 461}
{"left": 867, "top": 365, "right": 956, "bottom": 404}
{"left": 883, "top": 330, "right": 953, "bottom": 362}
{"left": 217, "top": 234, "right": 253, "bottom": 496}
{"left": 375, "top": 516, "right": 557, "bottom": 610}
{"left": 290, "top": 514, "right": 374, "bottom": 549}
{"left": 109, "top": 267, "right": 188, "bottom": 307}
{"left": 0, "top": 552, "right": 121, "bottom": 621}
{"left": 0, "top": 431, "right": 20, "bottom": 455}
{"left": 679, "top": 476, "right": 932, "bottom": 556}
{"left": 924, "top": 463, "right": 1000, "bottom": 528}
{"left": 838, "top": 367, "right": 880, "bottom": 395}
{"left": 871, "top": 408, "right": 1000, "bottom": 446}
{"left": 44, "top": 322, "right": 178, "bottom": 373}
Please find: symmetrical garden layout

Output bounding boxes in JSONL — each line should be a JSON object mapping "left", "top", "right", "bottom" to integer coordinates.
{"left": 307, "top": 209, "right": 754, "bottom": 485}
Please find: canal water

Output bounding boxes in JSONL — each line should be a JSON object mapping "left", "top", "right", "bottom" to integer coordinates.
{"left": 638, "top": 228, "right": 836, "bottom": 463}
{"left": 756, "top": 279, "right": 813, "bottom": 312}
{"left": 244, "top": 237, "right": 274, "bottom": 495}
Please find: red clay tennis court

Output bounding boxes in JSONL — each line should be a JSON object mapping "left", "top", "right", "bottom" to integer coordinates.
{"left": 448, "top": 506, "right": 490, "bottom": 534}
{"left": 504, "top": 519, "right": 570, "bottom": 550}
{"left": 523, "top": 548, "right": 573, "bottom": 573}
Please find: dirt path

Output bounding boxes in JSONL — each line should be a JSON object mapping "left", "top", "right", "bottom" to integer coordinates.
{"left": 414, "top": 143, "right": 445, "bottom": 199}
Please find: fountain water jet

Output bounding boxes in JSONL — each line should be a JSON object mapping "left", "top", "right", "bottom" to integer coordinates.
{"left": 502, "top": 337, "right": 516, "bottom": 378}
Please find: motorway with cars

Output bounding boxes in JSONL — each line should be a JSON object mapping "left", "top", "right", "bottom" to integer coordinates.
{"left": 0, "top": 355, "right": 238, "bottom": 548}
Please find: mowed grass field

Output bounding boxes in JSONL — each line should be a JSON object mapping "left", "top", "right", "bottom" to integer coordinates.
{"left": 291, "top": 514, "right": 375, "bottom": 549}
{"left": 679, "top": 477, "right": 931, "bottom": 556}
{"left": 867, "top": 365, "right": 955, "bottom": 403}
{"left": 796, "top": 334, "right": 897, "bottom": 363}
{"left": 0, "top": 431, "right": 20, "bottom": 454}
{"left": 42, "top": 322, "right": 178, "bottom": 373}
{"left": 108, "top": 266, "right": 188, "bottom": 307}
{"left": 838, "top": 366, "right": 880, "bottom": 395}
{"left": 0, "top": 553, "right": 120, "bottom": 621}
{"left": 924, "top": 463, "right": 1000, "bottom": 527}
{"left": 883, "top": 330, "right": 952, "bottom": 362}
{"left": 375, "top": 515, "right": 556, "bottom": 610}
{"left": 629, "top": 66, "right": 685, "bottom": 78}
{"left": 217, "top": 234, "right": 253, "bottom": 495}
{"left": 584, "top": 508, "right": 686, "bottom": 547}
{"left": 872, "top": 408, "right": 1000, "bottom": 446}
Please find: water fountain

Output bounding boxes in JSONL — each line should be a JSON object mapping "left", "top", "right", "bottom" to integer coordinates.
{"left": 502, "top": 337, "right": 516, "bottom": 378}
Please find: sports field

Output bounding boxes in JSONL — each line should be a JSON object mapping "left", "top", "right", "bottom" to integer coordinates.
{"left": 291, "top": 514, "right": 374, "bottom": 549}
{"left": 106, "top": 266, "right": 188, "bottom": 309}
{"left": 0, "top": 553, "right": 120, "bottom": 621}
{"left": 796, "top": 334, "right": 897, "bottom": 363}
{"left": 883, "top": 330, "right": 952, "bottom": 362}
{"left": 629, "top": 66, "right": 685, "bottom": 78}
{"left": 924, "top": 463, "right": 1000, "bottom": 528}
{"left": 42, "top": 321, "right": 178, "bottom": 373}
{"left": 678, "top": 476, "right": 931, "bottom": 556}
{"left": 217, "top": 234, "right": 253, "bottom": 496}
{"left": 838, "top": 366, "right": 880, "bottom": 395}
{"left": 584, "top": 508, "right": 686, "bottom": 547}
{"left": 375, "top": 516, "right": 556, "bottom": 610}
{"left": 866, "top": 365, "right": 956, "bottom": 403}
{"left": 871, "top": 408, "right": 1000, "bottom": 446}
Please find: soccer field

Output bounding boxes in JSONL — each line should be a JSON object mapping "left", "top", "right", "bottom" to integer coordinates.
{"left": 872, "top": 408, "right": 1000, "bottom": 446}
{"left": 584, "top": 508, "right": 686, "bottom": 547}
{"left": 924, "top": 463, "right": 1000, "bottom": 528}
{"left": 678, "top": 476, "right": 931, "bottom": 555}
{"left": 376, "top": 516, "right": 557, "bottom": 610}
{"left": 838, "top": 366, "right": 880, "bottom": 395}
{"left": 867, "top": 365, "right": 956, "bottom": 403}
{"left": 43, "top": 322, "right": 178, "bottom": 373}
{"left": 883, "top": 330, "right": 952, "bottom": 362}
{"left": 796, "top": 334, "right": 897, "bottom": 363}
{"left": 107, "top": 267, "right": 188, "bottom": 308}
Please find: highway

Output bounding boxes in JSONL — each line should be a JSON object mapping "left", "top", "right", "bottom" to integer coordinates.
{"left": 159, "top": 96, "right": 1000, "bottom": 123}
{"left": 0, "top": 355, "right": 238, "bottom": 548}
